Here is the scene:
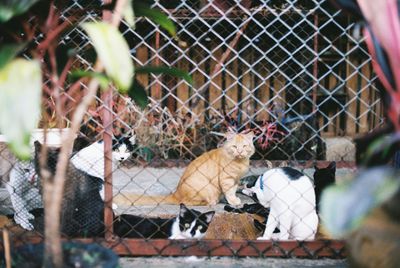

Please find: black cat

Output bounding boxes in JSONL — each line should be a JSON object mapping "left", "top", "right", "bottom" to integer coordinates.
{"left": 33, "top": 141, "right": 104, "bottom": 237}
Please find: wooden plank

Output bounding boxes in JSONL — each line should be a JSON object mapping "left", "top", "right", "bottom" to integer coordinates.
{"left": 327, "top": 73, "right": 337, "bottom": 136}
{"left": 176, "top": 56, "right": 190, "bottom": 114}
{"left": 370, "top": 77, "right": 379, "bottom": 128}
{"left": 225, "top": 57, "right": 238, "bottom": 114}
{"left": 274, "top": 73, "right": 286, "bottom": 109}
{"left": 152, "top": 31, "right": 162, "bottom": 100}
{"left": 345, "top": 59, "right": 358, "bottom": 136}
{"left": 255, "top": 63, "right": 270, "bottom": 121}
{"left": 359, "top": 63, "right": 371, "bottom": 133}
{"left": 240, "top": 49, "right": 253, "bottom": 123}
{"left": 375, "top": 89, "right": 383, "bottom": 127}
{"left": 135, "top": 45, "right": 149, "bottom": 91}
{"left": 268, "top": 75, "right": 275, "bottom": 121}
{"left": 191, "top": 46, "right": 206, "bottom": 122}
{"left": 209, "top": 46, "right": 223, "bottom": 113}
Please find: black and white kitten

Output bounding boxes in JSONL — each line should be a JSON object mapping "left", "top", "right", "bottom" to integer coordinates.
{"left": 6, "top": 133, "right": 134, "bottom": 231}
{"left": 71, "top": 134, "right": 136, "bottom": 179}
{"left": 114, "top": 204, "right": 215, "bottom": 239}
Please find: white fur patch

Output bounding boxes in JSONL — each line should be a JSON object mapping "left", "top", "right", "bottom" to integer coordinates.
{"left": 71, "top": 141, "right": 107, "bottom": 179}
{"left": 252, "top": 168, "right": 319, "bottom": 241}
{"left": 6, "top": 161, "right": 42, "bottom": 230}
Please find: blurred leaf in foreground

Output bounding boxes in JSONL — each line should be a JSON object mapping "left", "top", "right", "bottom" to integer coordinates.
{"left": 320, "top": 167, "right": 400, "bottom": 238}
{"left": 0, "top": 0, "right": 40, "bottom": 23}
{"left": 82, "top": 22, "right": 134, "bottom": 92}
{"left": 0, "top": 59, "right": 42, "bottom": 159}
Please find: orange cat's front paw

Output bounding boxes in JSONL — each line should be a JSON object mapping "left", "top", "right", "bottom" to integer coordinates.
{"left": 227, "top": 196, "right": 241, "bottom": 206}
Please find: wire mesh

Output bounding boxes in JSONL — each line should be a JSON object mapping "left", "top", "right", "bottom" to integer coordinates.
{"left": 0, "top": 0, "right": 381, "bottom": 259}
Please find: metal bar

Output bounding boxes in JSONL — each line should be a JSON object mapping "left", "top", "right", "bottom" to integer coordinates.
{"left": 312, "top": 13, "right": 319, "bottom": 113}
{"left": 154, "top": 30, "right": 162, "bottom": 99}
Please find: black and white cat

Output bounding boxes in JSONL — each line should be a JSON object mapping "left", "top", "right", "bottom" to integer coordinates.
{"left": 114, "top": 203, "right": 215, "bottom": 239}
{"left": 242, "top": 167, "right": 319, "bottom": 241}
{"left": 6, "top": 133, "right": 136, "bottom": 230}
{"left": 229, "top": 163, "right": 336, "bottom": 239}
{"left": 71, "top": 134, "right": 136, "bottom": 179}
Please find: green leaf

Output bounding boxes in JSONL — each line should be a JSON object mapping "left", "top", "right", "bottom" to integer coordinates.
{"left": 123, "top": 0, "right": 135, "bottom": 28}
{"left": 136, "top": 66, "right": 192, "bottom": 85}
{"left": 0, "top": 43, "right": 26, "bottom": 69}
{"left": 70, "top": 70, "right": 111, "bottom": 90}
{"left": 128, "top": 79, "right": 148, "bottom": 109}
{"left": 135, "top": 3, "right": 176, "bottom": 37}
{"left": 363, "top": 133, "right": 400, "bottom": 165}
{"left": 82, "top": 22, "right": 134, "bottom": 92}
{"left": 0, "top": 0, "right": 40, "bottom": 23}
{"left": 0, "top": 59, "right": 42, "bottom": 159}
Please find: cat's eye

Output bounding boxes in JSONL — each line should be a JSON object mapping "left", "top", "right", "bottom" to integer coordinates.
{"left": 232, "top": 145, "right": 237, "bottom": 149}
{"left": 198, "top": 226, "right": 203, "bottom": 230}
{"left": 184, "top": 223, "right": 190, "bottom": 228}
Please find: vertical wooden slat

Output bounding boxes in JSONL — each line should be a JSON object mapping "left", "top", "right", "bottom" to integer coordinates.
{"left": 312, "top": 14, "right": 319, "bottom": 114}
{"left": 274, "top": 73, "right": 286, "bottom": 106}
{"left": 257, "top": 66, "right": 270, "bottom": 121}
{"left": 165, "top": 46, "right": 176, "bottom": 112}
{"left": 192, "top": 46, "right": 206, "bottom": 121}
{"left": 346, "top": 59, "right": 358, "bottom": 136}
{"left": 135, "top": 45, "right": 149, "bottom": 91}
{"left": 225, "top": 57, "right": 238, "bottom": 114}
{"left": 374, "top": 83, "right": 383, "bottom": 127}
{"left": 209, "top": 46, "right": 223, "bottom": 113}
{"left": 370, "top": 80, "right": 376, "bottom": 128}
{"left": 327, "top": 73, "right": 337, "bottom": 136}
{"left": 241, "top": 49, "right": 253, "bottom": 122}
{"left": 359, "top": 62, "right": 371, "bottom": 133}
{"left": 152, "top": 30, "right": 162, "bottom": 99}
{"left": 177, "top": 56, "right": 190, "bottom": 114}
{"left": 268, "top": 75, "right": 275, "bottom": 121}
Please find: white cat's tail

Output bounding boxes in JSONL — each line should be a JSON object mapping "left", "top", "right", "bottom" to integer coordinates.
{"left": 113, "top": 193, "right": 179, "bottom": 206}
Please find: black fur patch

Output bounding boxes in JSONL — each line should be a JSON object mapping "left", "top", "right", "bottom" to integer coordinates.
{"left": 314, "top": 161, "right": 336, "bottom": 213}
{"left": 281, "top": 167, "right": 304, "bottom": 180}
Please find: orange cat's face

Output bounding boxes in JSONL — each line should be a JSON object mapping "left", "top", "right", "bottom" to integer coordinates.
{"left": 223, "top": 132, "right": 255, "bottom": 159}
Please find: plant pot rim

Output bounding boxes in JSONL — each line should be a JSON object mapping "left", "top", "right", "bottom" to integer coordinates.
{"left": 0, "top": 128, "right": 73, "bottom": 147}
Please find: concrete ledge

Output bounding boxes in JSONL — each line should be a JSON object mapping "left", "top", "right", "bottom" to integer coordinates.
{"left": 324, "top": 137, "right": 356, "bottom": 162}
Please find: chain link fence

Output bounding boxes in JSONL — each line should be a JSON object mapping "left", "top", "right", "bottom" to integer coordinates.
{"left": 0, "top": 0, "right": 381, "bottom": 259}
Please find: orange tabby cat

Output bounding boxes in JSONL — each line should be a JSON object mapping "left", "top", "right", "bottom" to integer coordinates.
{"left": 114, "top": 131, "right": 255, "bottom": 206}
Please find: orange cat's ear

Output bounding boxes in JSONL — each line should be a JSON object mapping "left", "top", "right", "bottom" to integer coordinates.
{"left": 244, "top": 131, "right": 255, "bottom": 141}
{"left": 224, "top": 129, "right": 237, "bottom": 141}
